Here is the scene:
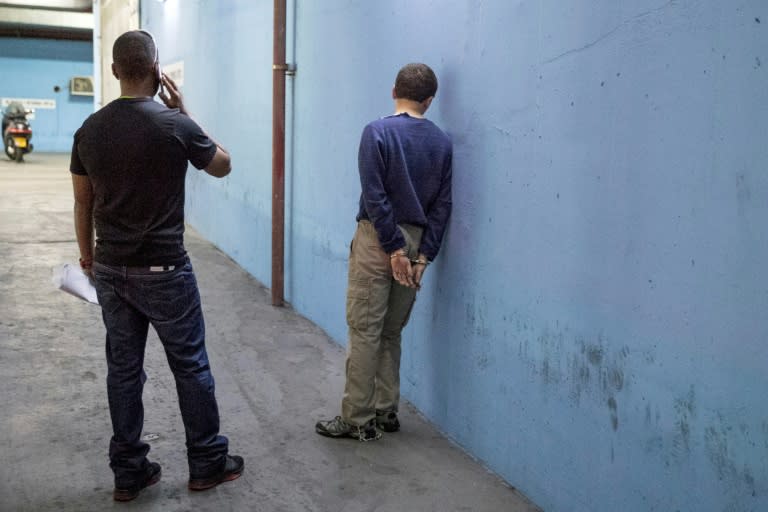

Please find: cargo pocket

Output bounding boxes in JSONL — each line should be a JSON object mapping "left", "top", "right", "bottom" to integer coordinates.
{"left": 346, "top": 277, "right": 370, "bottom": 330}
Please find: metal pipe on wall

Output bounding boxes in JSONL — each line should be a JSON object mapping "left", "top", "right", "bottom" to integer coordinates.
{"left": 271, "top": 0, "right": 287, "bottom": 306}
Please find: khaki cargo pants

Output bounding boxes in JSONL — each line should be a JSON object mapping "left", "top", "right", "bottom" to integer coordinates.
{"left": 341, "top": 220, "right": 423, "bottom": 426}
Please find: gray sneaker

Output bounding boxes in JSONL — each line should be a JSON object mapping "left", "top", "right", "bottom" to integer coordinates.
{"left": 315, "top": 416, "right": 381, "bottom": 441}
{"left": 376, "top": 410, "right": 400, "bottom": 432}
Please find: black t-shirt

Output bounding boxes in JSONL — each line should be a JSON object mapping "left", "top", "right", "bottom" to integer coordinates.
{"left": 70, "top": 97, "right": 217, "bottom": 266}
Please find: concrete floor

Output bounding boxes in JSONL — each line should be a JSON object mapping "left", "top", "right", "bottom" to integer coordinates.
{"left": 0, "top": 153, "right": 541, "bottom": 512}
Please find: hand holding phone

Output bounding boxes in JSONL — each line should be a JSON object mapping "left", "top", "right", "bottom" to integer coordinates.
{"left": 158, "top": 73, "right": 187, "bottom": 115}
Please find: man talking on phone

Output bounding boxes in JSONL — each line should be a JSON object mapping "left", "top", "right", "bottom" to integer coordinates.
{"left": 70, "top": 30, "right": 243, "bottom": 501}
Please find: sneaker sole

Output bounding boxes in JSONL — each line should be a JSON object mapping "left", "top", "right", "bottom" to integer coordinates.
{"left": 188, "top": 469, "right": 243, "bottom": 491}
{"left": 315, "top": 426, "right": 382, "bottom": 441}
{"left": 315, "top": 426, "right": 349, "bottom": 438}
{"left": 113, "top": 470, "right": 161, "bottom": 502}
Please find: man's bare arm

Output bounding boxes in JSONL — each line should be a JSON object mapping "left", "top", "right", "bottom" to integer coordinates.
{"left": 159, "top": 73, "right": 231, "bottom": 178}
{"left": 204, "top": 146, "right": 231, "bottom": 178}
{"left": 71, "top": 173, "right": 94, "bottom": 271}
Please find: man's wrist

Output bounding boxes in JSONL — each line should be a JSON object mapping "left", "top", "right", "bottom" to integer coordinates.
{"left": 389, "top": 248, "right": 407, "bottom": 259}
{"left": 79, "top": 256, "right": 93, "bottom": 270}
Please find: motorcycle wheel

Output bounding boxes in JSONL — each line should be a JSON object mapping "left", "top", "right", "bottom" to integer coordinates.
{"left": 4, "top": 136, "right": 14, "bottom": 160}
{"left": 15, "top": 146, "right": 24, "bottom": 163}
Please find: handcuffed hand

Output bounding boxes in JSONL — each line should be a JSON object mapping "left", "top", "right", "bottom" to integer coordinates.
{"left": 390, "top": 251, "right": 417, "bottom": 289}
{"left": 412, "top": 253, "right": 429, "bottom": 288}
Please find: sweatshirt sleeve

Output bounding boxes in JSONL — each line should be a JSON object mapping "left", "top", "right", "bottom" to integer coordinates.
{"left": 357, "top": 124, "right": 405, "bottom": 253}
{"left": 419, "top": 149, "right": 452, "bottom": 261}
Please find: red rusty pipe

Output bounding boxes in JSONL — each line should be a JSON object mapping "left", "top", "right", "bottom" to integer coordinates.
{"left": 272, "top": 0, "right": 286, "bottom": 306}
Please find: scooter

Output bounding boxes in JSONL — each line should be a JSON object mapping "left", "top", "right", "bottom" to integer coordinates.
{"left": 2, "top": 102, "right": 34, "bottom": 163}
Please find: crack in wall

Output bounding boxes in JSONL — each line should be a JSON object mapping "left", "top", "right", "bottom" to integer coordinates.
{"left": 542, "top": 0, "right": 677, "bottom": 65}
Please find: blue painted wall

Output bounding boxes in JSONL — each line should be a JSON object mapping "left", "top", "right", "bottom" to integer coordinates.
{"left": 0, "top": 38, "right": 93, "bottom": 152}
{"left": 140, "top": 0, "right": 274, "bottom": 281}
{"left": 142, "top": 1, "right": 768, "bottom": 511}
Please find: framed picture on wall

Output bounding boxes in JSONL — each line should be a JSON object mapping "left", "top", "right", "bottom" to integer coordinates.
{"left": 70, "top": 76, "right": 94, "bottom": 96}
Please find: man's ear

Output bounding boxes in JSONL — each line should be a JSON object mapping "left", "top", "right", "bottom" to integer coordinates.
{"left": 391, "top": 86, "right": 397, "bottom": 100}
{"left": 422, "top": 96, "right": 434, "bottom": 111}
{"left": 111, "top": 63, "right": 119, "bottom": 80}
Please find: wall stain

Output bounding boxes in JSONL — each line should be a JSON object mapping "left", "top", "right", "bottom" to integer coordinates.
{"left": 704, "top": 414, "right": 758, "bottom": 498}
{"left": 736, "top": 173, "right": 751, "bottom": 211}
{"left": 763, "top": 421, "right": 768, "bottom": 450}
{"left": 541, "top": 359, "right": 551, "bottom": 384}
{"left": 505, "top": 318, "right": 631, "bottom": 428}
{"left": 486, "top": 312, "right": 761, "bottom": 500}
{"left": 641, "top": 346, "right": 656, "bottom": 364}
{"left": 463, "top": 295, "right": 496, "bottom": 372}
{"left": 607, "top": 368, "right": 624, "bottom": 392}
{"left": 477, "top": 352, "right": 490, "bottom": 371}
{"left": 464, "top": 294, "right": 491, "bottom": 339}
{"left": 608, "top": 397, "right": 619, "bottom": 431}
{"left": 671, "top": 385, "right": 696, "bottom": 459}
{"left": 586, "top": 345, "right": 604, "bottom": 365}
{"left": 645, "top": 435, "right": 663, "bottom": 456}
{"left": 568, "top": 335, "right": 630, "bottom": 406}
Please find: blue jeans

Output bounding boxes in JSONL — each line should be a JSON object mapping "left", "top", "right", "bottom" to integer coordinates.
{"left": 93, "top": 258, "right": 228, "bottom": 485}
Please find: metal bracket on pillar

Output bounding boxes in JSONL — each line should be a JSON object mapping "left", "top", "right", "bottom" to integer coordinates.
{"left": 272, "top": 63, "right": 296, "bottom": 76}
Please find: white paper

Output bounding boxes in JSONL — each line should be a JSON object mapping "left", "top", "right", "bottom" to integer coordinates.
{"left": 52, "top": 263, "right": 99, "bottom": 305}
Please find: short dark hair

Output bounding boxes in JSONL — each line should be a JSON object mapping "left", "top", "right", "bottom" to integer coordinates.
{"left": 394, "top": 63, "right": 438, "bottom": 102}
{"left": 113, "top": 31, "right": 155, "bottom": 82}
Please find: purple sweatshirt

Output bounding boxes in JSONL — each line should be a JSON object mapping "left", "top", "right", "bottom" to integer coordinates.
{"left": 356, "top": 113, "right": 453, "bottom": 261}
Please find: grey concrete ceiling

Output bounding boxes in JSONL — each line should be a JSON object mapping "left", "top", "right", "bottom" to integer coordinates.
{"left": 0, "top": 0, "right": 93, "bottom": 40}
